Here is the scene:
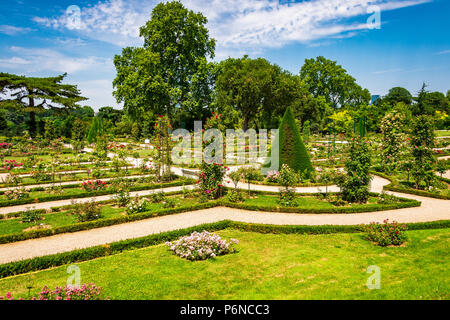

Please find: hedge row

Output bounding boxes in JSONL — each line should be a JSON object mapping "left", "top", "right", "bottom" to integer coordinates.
{"left": 244, "top": 179, "right": 326, "bottom": 187}
{"left": 220, "top": 198, "right": 421, "bottom": 214}
{"left": 372, "top": 171, "right": 450, "bottom": 200}
{"left": 383, "top": 184, "right": 450, "bottom": 200}
{"left": 1, "top": 219, "right": 449, "bottom": 279}
{"left": 0, "top": 178, "right": 195, "bottom": 207}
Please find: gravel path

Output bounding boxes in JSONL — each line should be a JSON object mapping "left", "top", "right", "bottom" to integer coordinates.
{"left": 0, "top": 174, "right": 448, "bottom": 264}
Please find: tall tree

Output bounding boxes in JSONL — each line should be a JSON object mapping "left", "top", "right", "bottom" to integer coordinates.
{"left": 0, "top": 73, "right": 86, "bottom": 136}
{"left": 382, "top": 87, "right": 413, "bottom": 105}
{"left": 113, "top": 0, "right": 215, "bottom": 125}
{"left": 215, "top": 56, "right": 280, "bottom": 130}
{"left": 300, "top": 56, "right": 371, "bottom": 109}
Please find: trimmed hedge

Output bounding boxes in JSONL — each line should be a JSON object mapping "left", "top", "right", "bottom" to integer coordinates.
{"left": 383, "top": 184, "right": 450, "bottom": 200}
{"left": 1, "top": 219, "right": 449, "bottom": 279}
{"left": 220, "top": 198, "right": 420, "bottom": 214}
{"left": 372, "top": 171, "right": 450, "bottom": 200}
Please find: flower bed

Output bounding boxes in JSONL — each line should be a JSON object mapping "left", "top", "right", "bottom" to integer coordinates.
{"left": 82, "top": 180, "right": 108, "bottom": 191}
{"left": 1, "top": 283, "right": 104, "bottom": 300}
{"left": 362, "top": 219, "right": 408, "bottom": 246}
{"left": 166, "top": 230, "right": 238, "bottom": 260}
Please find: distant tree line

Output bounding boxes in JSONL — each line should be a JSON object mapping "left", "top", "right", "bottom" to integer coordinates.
{"left": 0, "top": 0, "right": 448, "bottom": 140}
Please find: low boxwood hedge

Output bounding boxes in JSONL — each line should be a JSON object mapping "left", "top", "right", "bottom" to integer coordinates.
{"left": 1, "top": 219, "right": 448, "bottom": 279}
{"left": 220, "top": 198, "right": 421, "bottom": 214}
{"left": 372, "top": 171, "right": 450, "bottom": 200}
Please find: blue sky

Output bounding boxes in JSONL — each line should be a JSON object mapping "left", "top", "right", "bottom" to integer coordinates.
{"left": 0, "top": 0, "right": 449, "bottom": 110}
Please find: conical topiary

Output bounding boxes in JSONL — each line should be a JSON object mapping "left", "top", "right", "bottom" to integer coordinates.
{"left": 265, "top": 107, "right": 314, "bottom": 175}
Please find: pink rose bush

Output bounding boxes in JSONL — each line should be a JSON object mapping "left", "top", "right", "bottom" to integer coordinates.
{"left": 81, "top": 180, "right": 107, "bottom": 192}
{"left": 2, "top": 159, "right": 23, "bottom": 171}
{"left": 0, "top": 283, "right": 104, "bottom": 300}
{"left": 166, "top": 231, "right": 239, "bottom": 261}
{"left": 266, "top": 170, "right": 280, "bottom": 183}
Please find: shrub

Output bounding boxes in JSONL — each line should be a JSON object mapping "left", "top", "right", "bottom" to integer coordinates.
{"left": 339, "top": 137, "right": 372, "bottom": 203}
{"left": 165, "top": 231, "right": 238, "bottom": 261}
{"left": 279, "top": 189, "right": 296, "bottom": 207}
{"left": 270, "top": 107, "right": 314, "bottom": 175}
{"left": 21, "top": 208, "right": 42, "bottom": 224}
{"left": 81, "top": 180, "right": 107, "bottom": 192}
{"left": 150, "top": 191, "right": 165, "bottom": 203}
{"left": 4, "top": 188, "right": 29, "bottom": 200}
{"left": 72, "top": 200, "right": 102, "bottom": 222}
{"left": 126, "top": 197, "right": 149, "bottom": 215}
{"left": 278, "top": 164, "right": 297, "bottom": 207}
{"left": 363, "top": 219, "right": 407, "bottom": 246}
{"left": 377, "top": 191, "right": 398, "bottom": 204}
{"left": 266, "top": 170, "right": 280, "bottom": 183}
{"left": 226, "top": 189, "right": 244, "bottom": 203}
{"left": 197, "top": 162, "right": 227, "bottom": 199}
{"left": 112, "top": 185, "right": 131, "bottom": 207}
{"left": 162, "top": 197, "right": 178, "bottom": 208}
{"left": 229, "top": 170, "right": 242, "bottom": 188}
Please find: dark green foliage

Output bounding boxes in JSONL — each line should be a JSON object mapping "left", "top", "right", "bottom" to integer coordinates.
{"left": 277, "top": 107, "right": 314, "bottom": 174}
{"left": 0, "top": 73, "right": 87, "bottom": 136}
{"left": 339, "top": 137, "right": 372, "bottom": 203}
{"left": 87, "top": 117, "right": 104, "bottom": 144}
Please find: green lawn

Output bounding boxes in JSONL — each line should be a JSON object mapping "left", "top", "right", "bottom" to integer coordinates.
{"left": 0, "top": 228, "right": 448, "bottom": 299}
{"left": 435, "top": 130, "right": 450, "bottom": 137}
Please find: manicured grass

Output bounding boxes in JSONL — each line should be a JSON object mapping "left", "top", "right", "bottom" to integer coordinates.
{"left": 0, "top": 228, "right": 448, "bottom": 299}
{"left": 435, "top": 130, "right": 450, "bottom": 137}
{"left": 243, "top": 194, "right": 336, "bottom": 208}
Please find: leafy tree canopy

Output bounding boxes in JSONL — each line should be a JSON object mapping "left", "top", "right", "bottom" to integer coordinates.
{"left": 113, "top": 0, "right": 216, "bottom": 125}
{"left": 300, "top": 56, "right": 371, "bottom": 109}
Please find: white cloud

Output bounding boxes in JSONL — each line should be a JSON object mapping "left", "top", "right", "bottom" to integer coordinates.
{"left": 76, "top": 79, "right": 122, "bottom": 110}
{"left": 437, "top": 49, "right": 450, "bottom": 55}
{"left": 33, "top": 0, "right": 432, "bottom": 56}
{"left": 0, "top": 46, "right": 112, "bottom": 74}
{"left": 0, "top": 25, "right": 32, "bottom": 35}
{"left": 372, "top": 68, "right": 403, "bottom": 74}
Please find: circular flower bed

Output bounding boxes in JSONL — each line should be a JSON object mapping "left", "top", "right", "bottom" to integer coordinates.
{"left": 166, "top": 231, "right": 238, "bottom": 261}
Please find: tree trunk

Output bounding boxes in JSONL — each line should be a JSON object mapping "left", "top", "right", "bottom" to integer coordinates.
{"left": 28, "top": 97, "right": 36, "bottom": 137}
{"left": 243, "top": 115, "right": 249, "bottom": 131}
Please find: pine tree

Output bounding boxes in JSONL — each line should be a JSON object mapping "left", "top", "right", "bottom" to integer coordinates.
{"left": 0, "top": 73, "right": 87, "bottom": 136}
